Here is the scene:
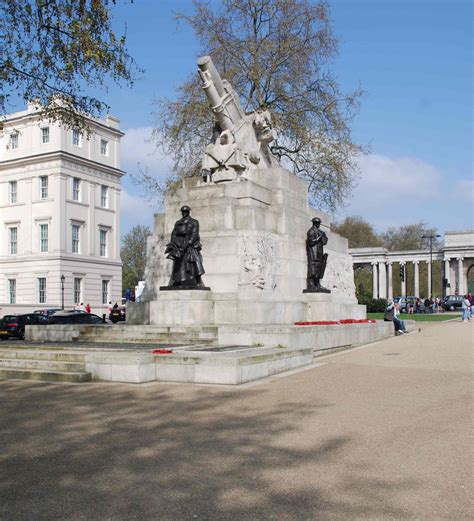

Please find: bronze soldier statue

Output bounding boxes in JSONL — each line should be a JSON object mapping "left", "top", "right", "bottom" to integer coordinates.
{"left": 162, "top": 206, "right": 208, "bottom": 290}
{"left": 304, "top": 217, "right": 331, "bottom": 293}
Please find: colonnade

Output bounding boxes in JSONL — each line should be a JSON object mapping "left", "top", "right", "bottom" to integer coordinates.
{"left": 369, "top": 257, "right": 467, "bottom": 299}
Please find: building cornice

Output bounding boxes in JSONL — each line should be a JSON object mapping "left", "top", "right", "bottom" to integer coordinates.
{"left": 0, "top": 150, "right": 125, "bottom": 179}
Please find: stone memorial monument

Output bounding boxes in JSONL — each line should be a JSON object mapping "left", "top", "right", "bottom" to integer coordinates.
{"left": 129, "top": 56, "right": 365, "bottom": 330}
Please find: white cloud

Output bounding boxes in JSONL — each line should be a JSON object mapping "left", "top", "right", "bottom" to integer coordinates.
{"left": 338, "top": 154, "right": 443, "bottom": 230}
{"left": 121, "top": 126, "right": 172, "bottom": 180}
{"left": 120, "top": 189, "right": 157, "bottom": 237}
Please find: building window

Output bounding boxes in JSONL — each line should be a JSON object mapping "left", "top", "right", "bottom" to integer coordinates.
{"left": 72, "top": 224, "right": 80, "bottom": 253}
{"left": 72, "top": 177, "right": 80, "bottom": 201}
{"left": 99, "top": 229, "right": 107, "bottom": 257}
{"left": 39, "top": 224, "right": 48, "bottom": 252}
{"left": 101, "top": 280, "right": 109, "bottom": 305}
{"left": 8, "top": 279, "right": 16, "bottom": 304}
{"left": 73, "top": 278, "right": 82, "bottom": 305}
{"left": 100, "top": 139, "right": 108, "bottom": 156}
{"left": 41, "top": 127, "right": 50, "bottom": 144}
{"left": 37, "top": 277, "right": 46, "bottom": 304}
{"left": 40, "top": 176, "right": 48, "bottom": 199}
{"left": 100, "top": 185, "right": 108, "bottom": 207}
{"left": 9, "top": 227, "right": 17, "bottom": 255}
{"left": 72, "top": 129, "right": 81, "bottom": 147}
{"left": 9, "top": 181, "right": 17, "bottom": 204}
{"left": 10, "top": 133, "right": 18, "bottom": 150}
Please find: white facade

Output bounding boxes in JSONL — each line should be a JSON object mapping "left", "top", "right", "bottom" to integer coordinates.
{"left": 0, "top": 103, "right": 123, "bottom": 316}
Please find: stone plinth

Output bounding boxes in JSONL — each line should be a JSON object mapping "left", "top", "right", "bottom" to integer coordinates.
{"left": 130, "top": 166, "right": 365, "bottom": 327}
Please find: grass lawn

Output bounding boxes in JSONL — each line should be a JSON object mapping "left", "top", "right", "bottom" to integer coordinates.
{"left": 367, "top": 313, "right": 458, "bottom": 322}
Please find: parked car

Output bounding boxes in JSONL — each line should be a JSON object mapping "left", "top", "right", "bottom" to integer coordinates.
{"left": 109, "top": 306, "right": 126, "bottom": 324}
{"left": 0, "top": 313, "right": 48, "bottom": 340}
{"left": 48, "top": 312, "right": 104, "bottom": 325}
{"left": 442, "top": 295, "right": 464, "bottom": 311}
{"left": 33, "top": 308, "right": 62, "bottom": 317}
{"left": 393, "top": 296, "right": 424, "bottom": 313}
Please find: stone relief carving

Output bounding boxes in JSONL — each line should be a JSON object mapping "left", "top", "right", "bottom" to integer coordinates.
{"left": 239, "top": 235, "right": 278, "bottom": 291}
{"left": 324, "top": 256, "right": 356, "bottom": 296}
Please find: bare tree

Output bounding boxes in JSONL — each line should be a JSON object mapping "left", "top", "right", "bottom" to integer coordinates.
{"left": 381, "top": 222, "right": 441, "bottom": 251}
{"left": 0, "top": 0, "right": 140, "bottom": 131}
{"left": 144, "top": 0, "right": 363, "bottom": 211}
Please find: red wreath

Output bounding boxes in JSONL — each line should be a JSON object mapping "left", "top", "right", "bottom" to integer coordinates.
{"left": 294, "top": 319, "right": 376, "bottom": 326}
{"left": 151, "top": 348, "right": 174, "bottom": 354}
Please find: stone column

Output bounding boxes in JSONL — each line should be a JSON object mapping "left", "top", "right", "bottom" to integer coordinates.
{"left": 372, "top": 262, "right": 378, "bottom": 298}
{"left": 378, "top": 262, "right": 387, "bottom": 299}
{"left": 414, "top": 261, "right": 420, "bottom": 297}
{"left": 387, "top": 262, "right": 393, "bottom": 300}
{"left": 400, "top": 262, "right": 406, "bottom": 297}
{"left": 457, "top": 258, "right": 464, "bottom": 294}
{"left": 444, "top": 258, "right": 451, "bottom": 290}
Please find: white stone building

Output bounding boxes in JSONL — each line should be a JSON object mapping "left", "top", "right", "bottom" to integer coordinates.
{"left": 0, "top": 103, "right": 123, "bottom": 316}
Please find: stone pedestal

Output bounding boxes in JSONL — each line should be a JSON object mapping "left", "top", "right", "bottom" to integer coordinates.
{"left": 129, "top": 167, "right": 365, "bottom": 326}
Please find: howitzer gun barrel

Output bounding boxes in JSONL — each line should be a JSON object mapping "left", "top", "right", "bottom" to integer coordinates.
{"left": 197, "top": 55, "right": 245, "bottom": 132}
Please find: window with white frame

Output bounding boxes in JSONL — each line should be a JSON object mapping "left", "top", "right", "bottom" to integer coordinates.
{"left": 72, "top": 224, "right": 80, "bottom": 253}
{"left": 39, "top": 224, "right": 48, "bottom": 252}
{"left": 40, "top": 176, "right": 48, "bottom": 199}
{"left": 10, "top": 133, "right": 18, "bottom": 150}
{"left": 72, "top": 177, "right": 80, "bottom": 201}
{"left": 72, "top": 129, "right": 81, "bottom": 146}
{"left": 9, "top": 227, "right": 17, "bottom": 255}
{"left": 37, "top": 277, "right": 46, "bottom": 304}
{"left": 9, "top": 181, "right": 17, "bottom": 204}
{"left": 100, "top": 139, "right": 108, "bottom": 156}
{"left": 100, "top": 185, "right": 108, "bottom": 207}
{"left": 73, "top": 277, "right": 82, "bottom": 305}
{"left": 41, "top": 127, "right": 50, "bottom": 144}
{"left": 8, "top": 279, "right": 16, "bottom": 304}
{"left": 101, "top": 280, "right": 109, "bottom": 305}
{"left": 99, "top": 229, "right": 107, "bottom": 256}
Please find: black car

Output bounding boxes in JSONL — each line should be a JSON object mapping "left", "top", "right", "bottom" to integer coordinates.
{"left": 442, "top": 295, "right": 464, "bottom": 311}
{"left": 0, "top": 313, "right": 48, "bottom": 340}
{"left": 109, "top": 306, "right": 126, "bottom": 323}
{"left": 48, "top": 312, "right": 104, "bottom": 325}
{"left": 33, "top": 308, "right": 63, "bottom": 317}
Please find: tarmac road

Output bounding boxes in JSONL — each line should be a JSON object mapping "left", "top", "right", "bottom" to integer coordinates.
{"left": 0, "top": 321, "right": 472, "bottom": 520}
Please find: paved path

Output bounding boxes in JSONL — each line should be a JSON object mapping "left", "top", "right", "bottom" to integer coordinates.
{"left": 0, "top": 321, "right": 472, "bottom": 520}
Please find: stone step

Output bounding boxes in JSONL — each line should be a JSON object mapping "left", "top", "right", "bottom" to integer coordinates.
{"left": 0, "top": 367, "right": 91, "bottom": 383}
{"left": 0, "top": 358, "right": 86, "bottom": 372}
{"left": 0, "top": 349, "right": 85, "bottom": 362}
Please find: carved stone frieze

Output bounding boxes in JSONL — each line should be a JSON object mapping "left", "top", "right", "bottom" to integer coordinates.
{"left": 239, "top": 235, "right": 278, "bottom": 291}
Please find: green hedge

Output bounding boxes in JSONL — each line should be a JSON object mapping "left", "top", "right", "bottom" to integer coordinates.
{"left": 358, "top": 296, "right": 388, "bottom": 313}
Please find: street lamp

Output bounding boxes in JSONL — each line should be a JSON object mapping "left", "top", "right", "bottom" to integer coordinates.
{"left": 60, "top": 274, "right": 65, "bottom": 310}
{"left": 422, "top": 234, "right": 441, "bottom": 297}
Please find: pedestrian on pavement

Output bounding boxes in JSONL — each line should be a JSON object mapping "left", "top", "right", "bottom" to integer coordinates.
{"left": 85, "top": 303, "right": 91, "bottom": 313}
{"left": 461, "top": 295, "right": 471, "bottom": 322}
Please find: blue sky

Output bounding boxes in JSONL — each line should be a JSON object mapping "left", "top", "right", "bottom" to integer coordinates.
{"left": 46, "top": 1, "right": 474, "bottom": 235}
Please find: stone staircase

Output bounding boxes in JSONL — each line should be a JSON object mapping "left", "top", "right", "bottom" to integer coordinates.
{"left": 27, "top": 324, "right": 219, "bottom": 346}
{"left": 0, "top": 348, "right": 91, "bottom": 382}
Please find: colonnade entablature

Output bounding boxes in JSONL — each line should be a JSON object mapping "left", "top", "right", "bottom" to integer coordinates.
{"left": 348, "top": 231, "right": 474, "bottom": 300}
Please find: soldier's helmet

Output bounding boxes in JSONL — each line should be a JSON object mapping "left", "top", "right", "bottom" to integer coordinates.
{"left": 311, "top": 217, "right": 322, "bottom": 224}
{"left": 180, "top": 205, "right": 191, "bottom": 213}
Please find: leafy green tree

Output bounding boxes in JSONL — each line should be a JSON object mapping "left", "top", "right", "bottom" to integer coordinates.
{"left": 332, "top": 216, "right": 382, "bottom": 248}
{"left": 121, "top": 225, "right": 151, "bottom": 293}
{"left": 145, "top": 0, "right": 363, "bottom": 211}
{"left": 0, "top": 0, "right": 139, "bottom": 130}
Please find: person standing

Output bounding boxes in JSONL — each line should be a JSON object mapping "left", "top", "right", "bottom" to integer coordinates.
{"left": 461, "top": 295, "right": 471, "bottom": 322}
{"left": 85, "top": 303, "right": 91, "bottom": 313}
